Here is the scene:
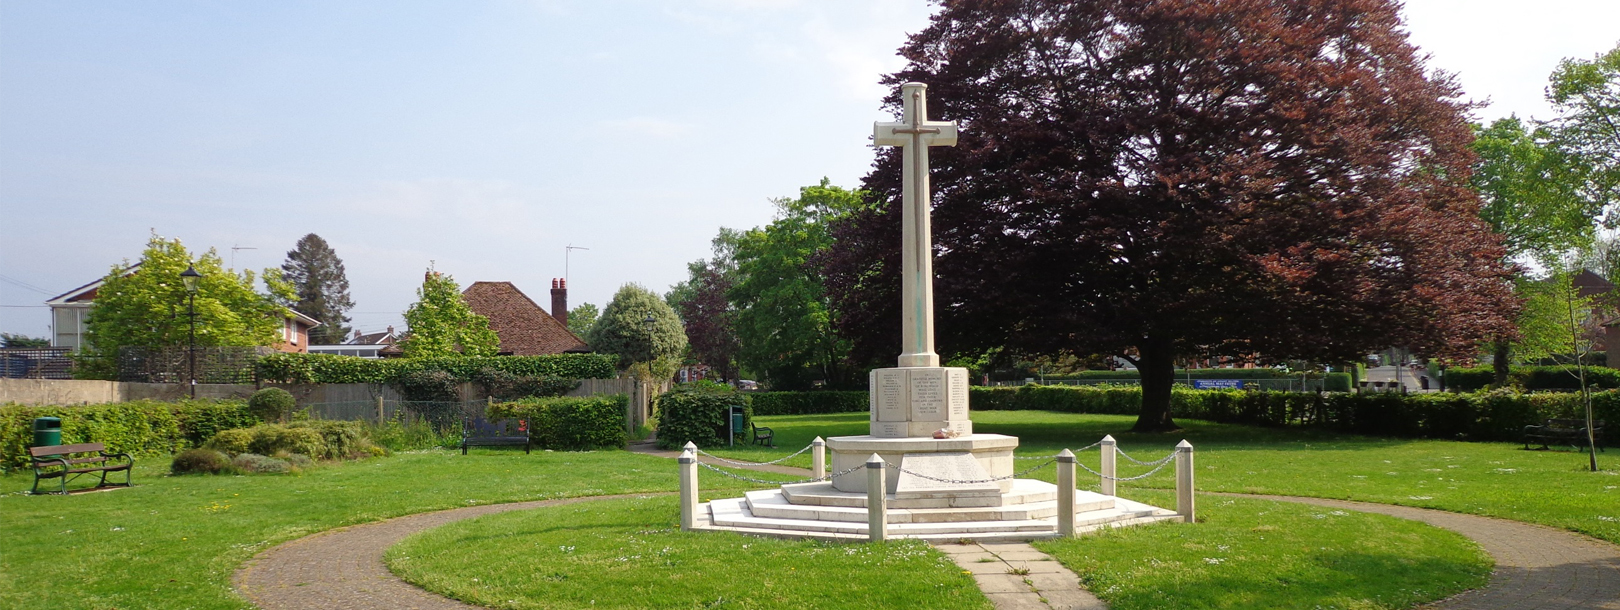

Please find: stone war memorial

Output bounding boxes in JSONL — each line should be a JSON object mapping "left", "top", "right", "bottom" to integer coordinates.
{"left": 689, "top": 83, "right": 1182, "bottom": 541}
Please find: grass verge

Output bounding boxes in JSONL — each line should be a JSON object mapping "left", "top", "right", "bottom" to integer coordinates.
{"left": 1033, "top": 491, "right": 1492, "bottom": 610}
{"left": 388, "top": 495, "right": 993, "bottom": 610}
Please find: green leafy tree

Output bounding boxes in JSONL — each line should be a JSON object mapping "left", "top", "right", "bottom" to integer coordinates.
{"left": 668, "top": 229, "right": 744, "bottom": 382}
{"left": 1548, "top": 43, "right": 1620, "bottom": 220}
{"left": 398, "top": 268, "right": 499, "bottom": 358}
{"left": 1472, "top": 117, "right": 1602, "bottom": 384}
{"left": 586, "top": 283, "right": 687, "bottom": 377}
{"left": 730, "top": 179, "right": 861, "bottom": 390}
{"left": 80, "top": 235, "right": 293, "bottom": 379}
{"left": 567, "top": 303, "right": 599, "bottom": 338}
{"left": 0, "top": 334, "right": 49, "bottom": 348}
{"left": 280, "top": 233, "right": 354, "bottom": 344}
{"left": 1512, "top": 273, "right": 1589, "bottom": 366}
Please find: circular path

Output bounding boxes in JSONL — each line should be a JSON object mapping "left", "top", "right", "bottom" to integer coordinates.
{"left": 233, "top": 448, "right": 1620, "bottom": 610}
{"left": 1212, "top": 493, "right": 1620, "bottom": 610}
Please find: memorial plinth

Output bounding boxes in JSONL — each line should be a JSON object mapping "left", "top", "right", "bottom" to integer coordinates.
{"left": 827, "top": 434, "right": 1018, "bottom": 493}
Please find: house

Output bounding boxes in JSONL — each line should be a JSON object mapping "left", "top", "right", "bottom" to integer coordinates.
{"left": 460, "top": 279, "right": 589, "bottom": 355}
{"left": 308, "top": 327, "right": 396, "bottom": 359}
{"left": 45, "top": 263, "right": 321, "bottom": 354}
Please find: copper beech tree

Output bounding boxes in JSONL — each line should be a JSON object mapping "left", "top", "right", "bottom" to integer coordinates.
{"left": 819, "top": 0, "right": 1517, "bottom": 431}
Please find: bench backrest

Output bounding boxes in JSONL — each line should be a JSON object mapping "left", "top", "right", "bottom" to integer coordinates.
{"left": 465, "top": 417, "right": 527, "bottom": 437}
{"left": 29, "top": 442, "right": 105, "bottom": 457}
{"left": 1545, "top": 418, "right": 1606, "bottom": 428}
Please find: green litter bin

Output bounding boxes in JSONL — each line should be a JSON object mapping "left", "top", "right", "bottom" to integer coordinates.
{"left": 729, "top": 406, "right": 745, "bottom": 446}
{"left": 32, "top": 417, "right": 62, "bottom": 448}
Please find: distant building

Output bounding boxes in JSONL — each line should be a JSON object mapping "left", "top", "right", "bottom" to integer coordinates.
{"left": 309, "top": 327, "right": 396, "bottom": 359}
{"left": 45, "top": 263, "right": 321, "bottom": 354}
{"left": 461, "top": 280, "right": 589, "bottom": 355}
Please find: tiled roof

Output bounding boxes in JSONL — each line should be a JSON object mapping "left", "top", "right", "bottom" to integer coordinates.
{"left": 462, "top": 281, "right": 589, "bottom": 355}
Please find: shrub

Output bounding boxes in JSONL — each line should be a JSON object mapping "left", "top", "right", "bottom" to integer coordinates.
{"left": 254, "top": 352, "right": 616, "bottom": 384}
{"left": 205, "top": 428, "right": 255, "bottom": 455}
{"left": 287, "top": 420, "right": 379, "bottom": 458}
{"left": 249, "top": 425, "right": 326, "bottom": 458}
{"left": 489, "top": 395, "right": 628, "bottom": 451}
{"left": 232, "top": 453, "right": 291, "bottom": 474}
{"left": 1324, "top": 372, "right": 1352, "bottom": 392}
{"left": 652, "top": 382, "right": 748, "bottom": 449}
{"left": 276, "top": 452, "right": 315, "bottom": 469}
{"left": 0, "top": 399, "right": 254, "bottom": 470}
{"left": 750, "top": 391, "right": 867, "bottom": 416}
{"left": 171, "top": 449, "right": 232, "bottom": 475}
{"left": 249, "top": 388, "right": 297, "bottom": 422}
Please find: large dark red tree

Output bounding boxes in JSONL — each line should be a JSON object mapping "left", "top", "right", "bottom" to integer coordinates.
{"left": 820, "top": 0, "right": 1516, "bottom": 431}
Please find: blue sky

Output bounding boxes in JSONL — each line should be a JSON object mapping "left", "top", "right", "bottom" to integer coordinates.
{"left": 2, "top": 0, "right": 1617, "bottom": 341}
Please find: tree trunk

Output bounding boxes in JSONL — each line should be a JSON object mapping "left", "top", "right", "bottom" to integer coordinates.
{"left": 1132, "top": 336, "right": 1180, "bottom": 432}
{"left": 1492, "top": 340, "right": 1511, "bottom": 388}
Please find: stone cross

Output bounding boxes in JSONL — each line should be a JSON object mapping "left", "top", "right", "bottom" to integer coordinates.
{"left": 874, "top": 82, "right": 958, "bottom": 368}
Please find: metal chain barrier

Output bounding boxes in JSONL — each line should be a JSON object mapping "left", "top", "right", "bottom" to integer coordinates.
{"left": 695, "top": 443, "right": 814, "bottom": 467}
{"left": 1076, "top": 458, "right": 1175, "bottom": 482}
{"left": 1115, "top": 446, "right": 1175, "bottom": 466}
{"left": 696, "top": 461, "right": 862, "bottom": 485}
{"left": 878, "top": 457, "right": 1056, "bottom": 485}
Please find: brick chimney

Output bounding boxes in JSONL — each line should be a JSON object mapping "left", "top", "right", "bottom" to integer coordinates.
{"left": 551, "top": 278, "right": 568, "bottom": 327}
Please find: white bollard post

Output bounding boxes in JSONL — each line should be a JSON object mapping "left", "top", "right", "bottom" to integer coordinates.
{"left": 1175, "top": 440, "right": 1195, "bottom": 523}
{"left": 812, "top": 437, "right": 826, "bottom": 480}
{"left": 679, "top": 446, "right": 699, "bottom": 531}
{"left": 866, "top": 453, "right": 887, "bottom": 542}
{"left": 1100, "top": 435, "right": 1117, "bottom": 496}
{"left": 1056, "top": 449, "right": 1076, "bottom": 537}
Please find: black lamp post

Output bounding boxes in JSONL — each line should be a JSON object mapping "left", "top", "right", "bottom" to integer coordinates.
{"left": 180, "top": 265, "right": 201, "bottom": 399}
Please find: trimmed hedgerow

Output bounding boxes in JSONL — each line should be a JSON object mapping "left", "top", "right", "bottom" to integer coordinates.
{"left": 967, "top": 384, "right": 1619, "bottom": 443}
{"left": 749, "top": 391, "right": 867, "bottom": 416}
{"left": 254, "top": 353, "right": 616, "bottom": 384}
{"left": 0, "top": 400, "right": 256, "bottom": 470}
{"left": 489, "top": 395, "right": 627, "bottom": 451}
{"left": 652, "top": 382, "right": 749, "bottom": 450}
{"left": 1444, "top": 365, "right": 1620, "bottom": 392}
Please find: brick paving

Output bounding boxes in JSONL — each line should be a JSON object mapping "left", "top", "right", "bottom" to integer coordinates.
{"left": 1215, "top": 493, "right": 1620, "bottom": 610}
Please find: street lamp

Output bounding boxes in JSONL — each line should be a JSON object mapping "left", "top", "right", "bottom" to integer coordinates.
{"left": 180, "top": 265, "right": 201, "bottom": 399}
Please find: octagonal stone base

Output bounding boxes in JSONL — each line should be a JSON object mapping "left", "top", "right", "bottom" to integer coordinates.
{"left": 827, "top": 434, "right": 1019, "bottom": 494}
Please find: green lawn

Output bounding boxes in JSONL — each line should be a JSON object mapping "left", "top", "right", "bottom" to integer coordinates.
{"left": 388, "top": 495, "right": 993, "bottom": 610}
{"left": 2, "top": 409, "right": 1611, "bottom": 610}
{"left": 717, "top": 410, "right": 1620, "bottom": 545}
{"left": 1034, "top": 491, "right": 1490, "bottom": 610}
{"left": 0, "top": 449, "right": 757, "bottom": 610}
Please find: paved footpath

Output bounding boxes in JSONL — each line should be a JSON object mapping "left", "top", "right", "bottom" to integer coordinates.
{"left": 234, "top": 445, "right": 1620, "bottom": 610}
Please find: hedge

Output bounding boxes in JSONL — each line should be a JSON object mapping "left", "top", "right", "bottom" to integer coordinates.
{"left": 1444, "top": 366, "right": 1620, "bottom": 392}
{"left": 967, "top": 384, "right": 1619, "bottom": 443}
{"left": 749, "top": 391, "right": 868, "bottom": 416}
{"left": 654, "top": 382, "right": 750, "bottom": 449}
{"left": 0, "top": 399, "right": 256, "bottom": 470}
{"left": 1025, "top": 368, "right": 1298, "bottom": 381}
{"left": 254, "top": 353, "right": 616, "bottom": 384}
{"left": 489, "top": 394, "right": 628, "bottom": 451}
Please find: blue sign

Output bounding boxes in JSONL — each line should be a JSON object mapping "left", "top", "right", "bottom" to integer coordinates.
{"left": 1193, "top": 379, "right": 1244, "bottom": 390}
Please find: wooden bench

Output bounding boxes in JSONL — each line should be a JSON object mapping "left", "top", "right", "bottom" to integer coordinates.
{"left": 30, "top": 443, "right": 133, "bottom": 495}
{"left": 1523, "top": 418, "right": 1606, "bottom": 451}
{"left": 751, "top": 422, "right": 775, "bottom": 447}
{"left": 461, "top": 417, "right": 531, "bottom": 455}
